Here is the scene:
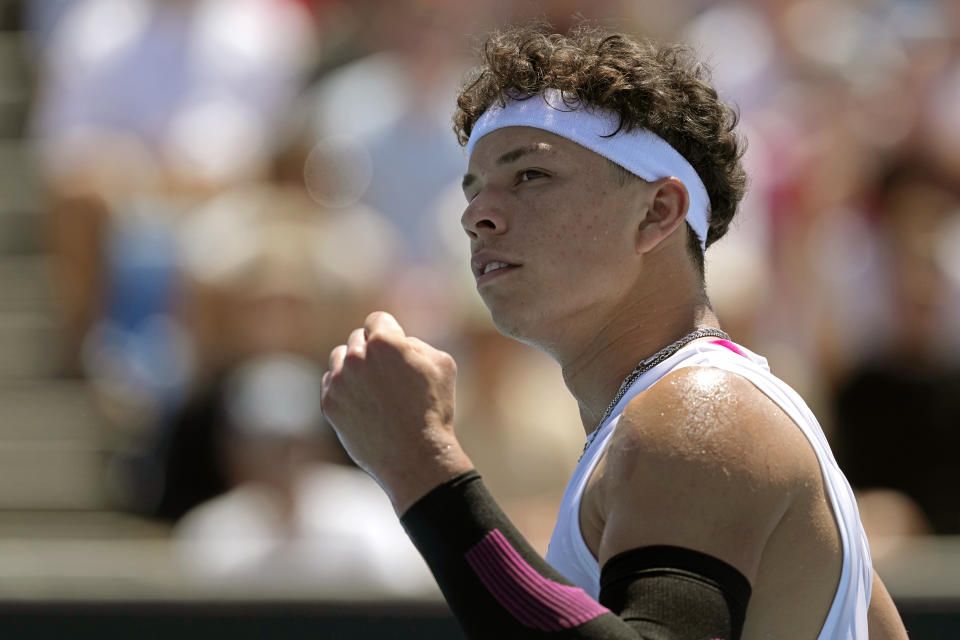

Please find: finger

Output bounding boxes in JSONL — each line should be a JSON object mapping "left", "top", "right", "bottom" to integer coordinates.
{"left": 364, "top": 311, "right": 405, "bottom": 341}
{"left": 406, "top": 336, "right": 430, "bottom": 352}
{"left": 347, "top": 328, "right": 366, "bottom": 355}
{"left": 328, "top": 344, "right": 347, "bottom": 375}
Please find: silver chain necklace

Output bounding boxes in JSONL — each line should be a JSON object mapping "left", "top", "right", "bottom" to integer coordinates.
{"left": 579, "top": 327, "right": 731, "bottom": 460}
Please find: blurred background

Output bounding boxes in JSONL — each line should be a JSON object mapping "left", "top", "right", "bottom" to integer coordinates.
{"left": 0, "top": 0, "right": 957, "bottom": 637}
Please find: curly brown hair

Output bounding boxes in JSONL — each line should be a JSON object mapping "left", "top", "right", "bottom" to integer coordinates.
{"left": 454, "top": 23, "right": 747, "bottom": 272}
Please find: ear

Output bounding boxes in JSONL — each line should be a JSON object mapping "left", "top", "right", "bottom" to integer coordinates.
{"left": 635, "top": 177, "right": 690, "bottom": 254}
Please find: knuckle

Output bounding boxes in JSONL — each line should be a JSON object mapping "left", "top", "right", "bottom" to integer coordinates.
{"left": 440, "top": 350, "right": 455, "bottom": 367}
{"left": 344, "top": 346, "right": 365, "bottom": 362}
{"left": 437, "top": 351, "right": 457, "bottom": 374}
{"left": 364, "top": 332, "right": 392, "bottom": 351}
{"left": 365, "top": 310, "right": 386, "bottom": 326}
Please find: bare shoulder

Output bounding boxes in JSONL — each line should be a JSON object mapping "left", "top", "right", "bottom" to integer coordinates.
{"left": 609, "top": 365, "right": 817, "bottom": 484}
{"left": 595, "top": 366, "right": 822, "bottom": 579}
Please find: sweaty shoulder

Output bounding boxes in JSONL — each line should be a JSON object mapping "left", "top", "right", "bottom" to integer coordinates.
{"left": 595, "top": 366, "right": 822, "bottom": 581}
{"left": 614, "top": 365, "right": 814, "bottom": 475}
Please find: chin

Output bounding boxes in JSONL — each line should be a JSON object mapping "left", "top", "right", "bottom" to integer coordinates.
{"left": 484, "top": 298, "right": 525, "bottom": 336}
{"left": 490, "top": 313, "right": 525, "bottom": 341}
{"left": 486, "top": 302, "right": 557, "bottom": 352}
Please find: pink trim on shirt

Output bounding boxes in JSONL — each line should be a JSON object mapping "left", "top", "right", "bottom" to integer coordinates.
{"left": 710, "top": 339, "right": 748, "bottom": 358}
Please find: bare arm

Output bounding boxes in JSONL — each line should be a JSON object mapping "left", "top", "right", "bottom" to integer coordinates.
{"left": 594, "top": 366, "right": 797, "bottom": 588}
{"left": 593, "top": 366, "right": 910, "bottom": 639}
{"left": 321, "top": 314, "right": 758, "bottom": 639}
{"left": 868, "top": 573, "right": 909, "bottom": 640}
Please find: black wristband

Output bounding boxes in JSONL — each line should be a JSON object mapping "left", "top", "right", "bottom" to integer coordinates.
{"left": 400, "top": 470, "right": 622, "bottom": 638}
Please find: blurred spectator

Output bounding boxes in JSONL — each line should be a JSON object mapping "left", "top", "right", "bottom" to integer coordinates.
{"left": 121, "top": 179, "right": 389, "bottom": 516}
{"left": 177, "top": 182, "right": 390, "bottom": 375}
{"left": 296, "top": 0, "right": 469, "bottom": 269}
{"left": 30, "top": 0, "right": 316, "bottom": 414}
{"left": 172, "top": 353, "right": 436, "bottom": 595}
{"left": 832, "top": 161, "right": 960, "bottom": 554}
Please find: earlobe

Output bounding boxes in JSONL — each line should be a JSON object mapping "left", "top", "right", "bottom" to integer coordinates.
{"left": 635, "top": 178, "right": 690, "bottom": 254}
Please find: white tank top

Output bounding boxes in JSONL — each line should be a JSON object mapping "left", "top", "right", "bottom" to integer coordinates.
{"left": 545, "top": 339, "right": 873, "bottom": 639}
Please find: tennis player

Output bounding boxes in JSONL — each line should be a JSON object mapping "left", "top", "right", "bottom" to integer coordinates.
{"left": 320, "top": 24, "right": 908, "bottom": 639}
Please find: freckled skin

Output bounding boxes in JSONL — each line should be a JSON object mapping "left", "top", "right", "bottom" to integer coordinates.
{"left": 462, "top": 128, "right": 649, "bottom": 349}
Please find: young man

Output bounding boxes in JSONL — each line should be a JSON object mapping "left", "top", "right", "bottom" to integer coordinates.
{"left": 319, "top": 25, "right": 908, "bottom": 639}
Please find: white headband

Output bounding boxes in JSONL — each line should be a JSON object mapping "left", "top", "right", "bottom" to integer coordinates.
{"left": 465, "top": 89, "right": 710, "bottom": 250}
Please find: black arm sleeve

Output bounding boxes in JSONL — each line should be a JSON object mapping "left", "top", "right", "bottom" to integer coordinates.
{"left": 399, "top": 470, "right": 752, "bottom": 640}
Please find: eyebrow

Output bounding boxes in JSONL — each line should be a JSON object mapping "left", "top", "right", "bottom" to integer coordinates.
{"left": 462, "top": 143, "right": 555, "bottom": 191}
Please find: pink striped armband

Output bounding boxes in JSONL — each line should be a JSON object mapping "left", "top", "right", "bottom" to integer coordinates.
{"left": 465, "top": 529, "right": 609, "bottom": 631}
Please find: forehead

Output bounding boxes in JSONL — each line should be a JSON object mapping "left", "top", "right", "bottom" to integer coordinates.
{"left": 466, "top": 126, "right": 604, "bottom": 172}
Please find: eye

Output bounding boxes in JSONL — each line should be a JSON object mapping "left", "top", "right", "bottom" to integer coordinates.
{"left": 517, "top": 169, "right": 547, "bottom": 183}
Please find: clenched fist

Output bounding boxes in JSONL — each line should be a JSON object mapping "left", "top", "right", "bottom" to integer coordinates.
{"left": 322, "top": 311, "right": 473, "bottom": 513}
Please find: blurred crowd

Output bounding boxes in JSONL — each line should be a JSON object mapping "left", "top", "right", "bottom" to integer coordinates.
{"left": 21, "top": 0, "right": 960, "bottom": 593}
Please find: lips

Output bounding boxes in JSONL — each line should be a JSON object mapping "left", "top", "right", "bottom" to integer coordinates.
{"left": 470, "top": 252, "right": 520, "bottom": 278}
{"left": 471, "top": 252, "right": 521, "bottom": 281}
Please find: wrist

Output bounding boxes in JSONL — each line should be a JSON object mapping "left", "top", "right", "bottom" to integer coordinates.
{"left": 379, "top": 438, "right": 474, "bottom": 514}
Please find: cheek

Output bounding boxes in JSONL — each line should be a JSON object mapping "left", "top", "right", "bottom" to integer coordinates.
{"left": 542, "top": 208, "right": 632, "bottom": 268}
{"left": 533, "top": 188, "right": 620, "bottom": 239}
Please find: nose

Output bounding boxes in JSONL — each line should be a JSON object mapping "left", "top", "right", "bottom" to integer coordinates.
{"left": 461, "top": 188, "right": 508, "bottom": 240}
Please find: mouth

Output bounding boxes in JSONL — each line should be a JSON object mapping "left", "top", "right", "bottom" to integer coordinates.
{"left": 472, "top": 256, "right": 521, "bottom": 284}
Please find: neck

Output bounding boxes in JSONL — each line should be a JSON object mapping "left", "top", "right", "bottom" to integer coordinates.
{"left": 557, "top": 270, "right": 720, "bottom": 436}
